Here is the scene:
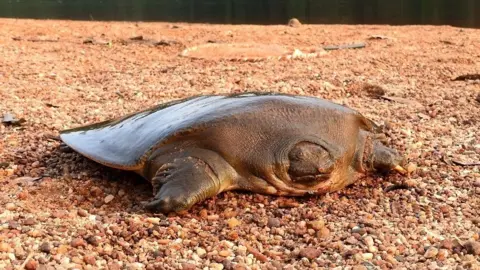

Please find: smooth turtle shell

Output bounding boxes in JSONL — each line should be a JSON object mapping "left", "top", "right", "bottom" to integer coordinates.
{"left": 60, "top": 92, "right": 378, "bottom": 171}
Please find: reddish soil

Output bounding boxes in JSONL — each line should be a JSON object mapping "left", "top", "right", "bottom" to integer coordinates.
{"left": 0, "top": 18, "right": 479, "bottom": 269}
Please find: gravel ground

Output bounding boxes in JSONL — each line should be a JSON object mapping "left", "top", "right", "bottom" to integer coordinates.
{"left": 0, "top": 18, "right": 479, "bottom": 270}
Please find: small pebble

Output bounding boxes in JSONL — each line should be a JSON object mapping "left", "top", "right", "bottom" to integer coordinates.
{"left": 209, "top": 263, "right": 224, "bottom": 270}
{"left": 127, "top": 262, "right": 145, "bottom": 270}
{"left": 0, "top": 242, "right": 10, "bottom": 252}
{"left": 17, "top": 191, "right": 28, "bottom": 200}
{"left": 84, "top": 254, "right": 96, "bottom": 265}
{"left": 406, "top": 163, "right": 417, "bottom": 173}
{"left": 308, "top": 219, "right": 325, "bottom": 230}
{"left": 158, "top": 239, "right": 170, "bottom": 245}
{"left": 196, "top": 247, "right": 206, "bottom": 257}
{"left": 223, "top": 208, "right": 237, "bottom": 218}
{"left": 199, "top": 209, "right": 208, "bottom": 218}
{"left": 104, "top": 194, "right": 114, "bottom": 204}
{"left": 28, "top": 229, "right": 42, "bottom": 237}
{"left": 39, "top": 242, "right": 51, "bottom": 254}
{"left": 219, "top": 250, "right": 231, "bottom": 257}
{"left": 222, "top": 260, "right": 233, "bottom": 270}
{"left": 25, "top": 259, "right": 38, "bottom": 270}
{"left": 287, "top": 18, "right": 302, "bottom": 28}
{"left": 56, "top": 245, "right": 69, "bottom": 254}
{"left": 352, "top": 226, "right": 366, "bottom": 235}
{"left": 267, "top": 217, "right": 281, "bottom": 228}
{"left": 441, "top": 239, "right": 454, "bottom": 250}
{"left": 146, "top": 217, "right": 160, "bottom": 224}
{"left": 363, "top": 236, "right": 374, "bottom": 247}
{"left": 8, "top": 221, "right": 20, "bottom": 229}
{"left": 384, "top": 254, "right": 398, "bottom": 265}
{"left": 5, "top": 202, "right": 16, "bottom": 211}
{"left": 86, "top": 235, "right": 100, "bottom": 246}
{"left": 23, "top": 217, "right": 36, "bottom": 226}
{"left": 299, "top": 247, "right": 321, "bottom": 260}
{"left": 71, "top": 238, "right": 86, "bottom": 248}
{"left": 71, "top": 256, "right": 83, "bottom": 264}
{"left": 227, "top": 217, "right": 240, "bottom": 228}
{"left": 207, "top": 215, "right": 219, "bottom": 221}
{"left": 362, "top": 253, "right": 373, "bottom": 260}
{"left": 51, "top": 210, "right": 67, "bottom": 219}
{"left": 77, "top": 209, "right": 88, "bottom": 217}
{"left": 236, "top": 245, "right": 247, "bottom": 256}
{"left": 424, "top": 247, "right": 439, "bottom": 258}
{"left": 182, "top": 263, "right": 196, "bottom": 270}
{"left": 316, "top": 227, "right": 330, "bottom": 239}
{"left": 437, "top": 249, "right": 448, "bottom": 261}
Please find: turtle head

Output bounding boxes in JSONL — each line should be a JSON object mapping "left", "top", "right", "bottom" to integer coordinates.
{"left": 353, "top": 131, "right": 406, "bottom": 174}
{"left": 368, "top": 141, "right": 405, "bottom": 173}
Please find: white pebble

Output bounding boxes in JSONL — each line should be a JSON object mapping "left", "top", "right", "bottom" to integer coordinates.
{"left": 104, "top": 195, "right": 114, "bottom": 204}
{"left": 126, "top": 262, "right": 144, "bottom": 270}
{"left": 191, "top": 253, "right": 200, "bottom": 261}
{"left": 222, "top": 240, "right": 234, "bottom": 248}
{"left": 364, "top": 236, "right": 374, "bottom": 247}
{"left": 236, "top": 245, "right": 247, "bottom": 256}
{"left": 362, "top": 253, "right": 373, "bottom": 260}
{"left": 196, "top": 247, "right": 206, "bottom": 257}
{"left": 5, "top": 203, "right": 16, "bottom": 211}
{"left": 209, "top": 263, "right": 224, "bottom": 270}
{"left": 146, "top": 217, "right": 160, "bottom": 225}
{"left": 424, "top": 247, "right": 439, "bottom": 258}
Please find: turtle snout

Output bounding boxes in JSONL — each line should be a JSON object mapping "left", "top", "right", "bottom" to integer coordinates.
{"left": 371, "top": 143, "right": 405, "bottom": 173}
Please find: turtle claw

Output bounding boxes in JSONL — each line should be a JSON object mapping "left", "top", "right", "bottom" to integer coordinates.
{"left": 145, "top": 178, "right": 196, "bottom": 213}
{"left": 144, "top": 195, "right": 190, "bottom": 213}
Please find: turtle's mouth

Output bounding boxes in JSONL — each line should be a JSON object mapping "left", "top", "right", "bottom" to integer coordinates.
{"left": 288, "top": 173, "right": 331, "bottom": 187}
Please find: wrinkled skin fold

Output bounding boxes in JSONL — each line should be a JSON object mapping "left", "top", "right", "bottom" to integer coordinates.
{"left": 59, "top": 92, "right": 405, "bottom": 213}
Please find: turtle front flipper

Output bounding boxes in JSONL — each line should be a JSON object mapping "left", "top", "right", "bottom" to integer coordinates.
{"left": 144, "top": 148, "right": 237, "bottom": 214}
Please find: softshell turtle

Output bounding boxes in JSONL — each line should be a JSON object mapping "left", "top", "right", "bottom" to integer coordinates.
{"left": 60, "top": 92, "right": 405, "bottom": 213}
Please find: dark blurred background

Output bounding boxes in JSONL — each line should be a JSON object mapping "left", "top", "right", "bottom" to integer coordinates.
{"left": 0, "top": 0, "right": 478, "bottom": 28}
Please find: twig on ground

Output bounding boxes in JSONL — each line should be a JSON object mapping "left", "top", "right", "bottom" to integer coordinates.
{"left": 452, "top": 74, "right": 480, "bottom": 81}
{"left": 18, "top": 252, "right": 33, "bottom": 270}
{"left": 323, "top": 43, "right": 366, "bottom": 51}
{"left": 451, "top": 160, "right": 480, "bottom": 166}
{"left": 241, "top": 241, "right": 269, "bottom": 262}
{"left": 384, "top": 183, "right": 411, "bottom": 192}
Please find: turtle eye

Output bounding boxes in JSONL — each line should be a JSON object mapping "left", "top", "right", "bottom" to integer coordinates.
{"left": 288, "top": 141, "right": 335, "bottom": 184}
